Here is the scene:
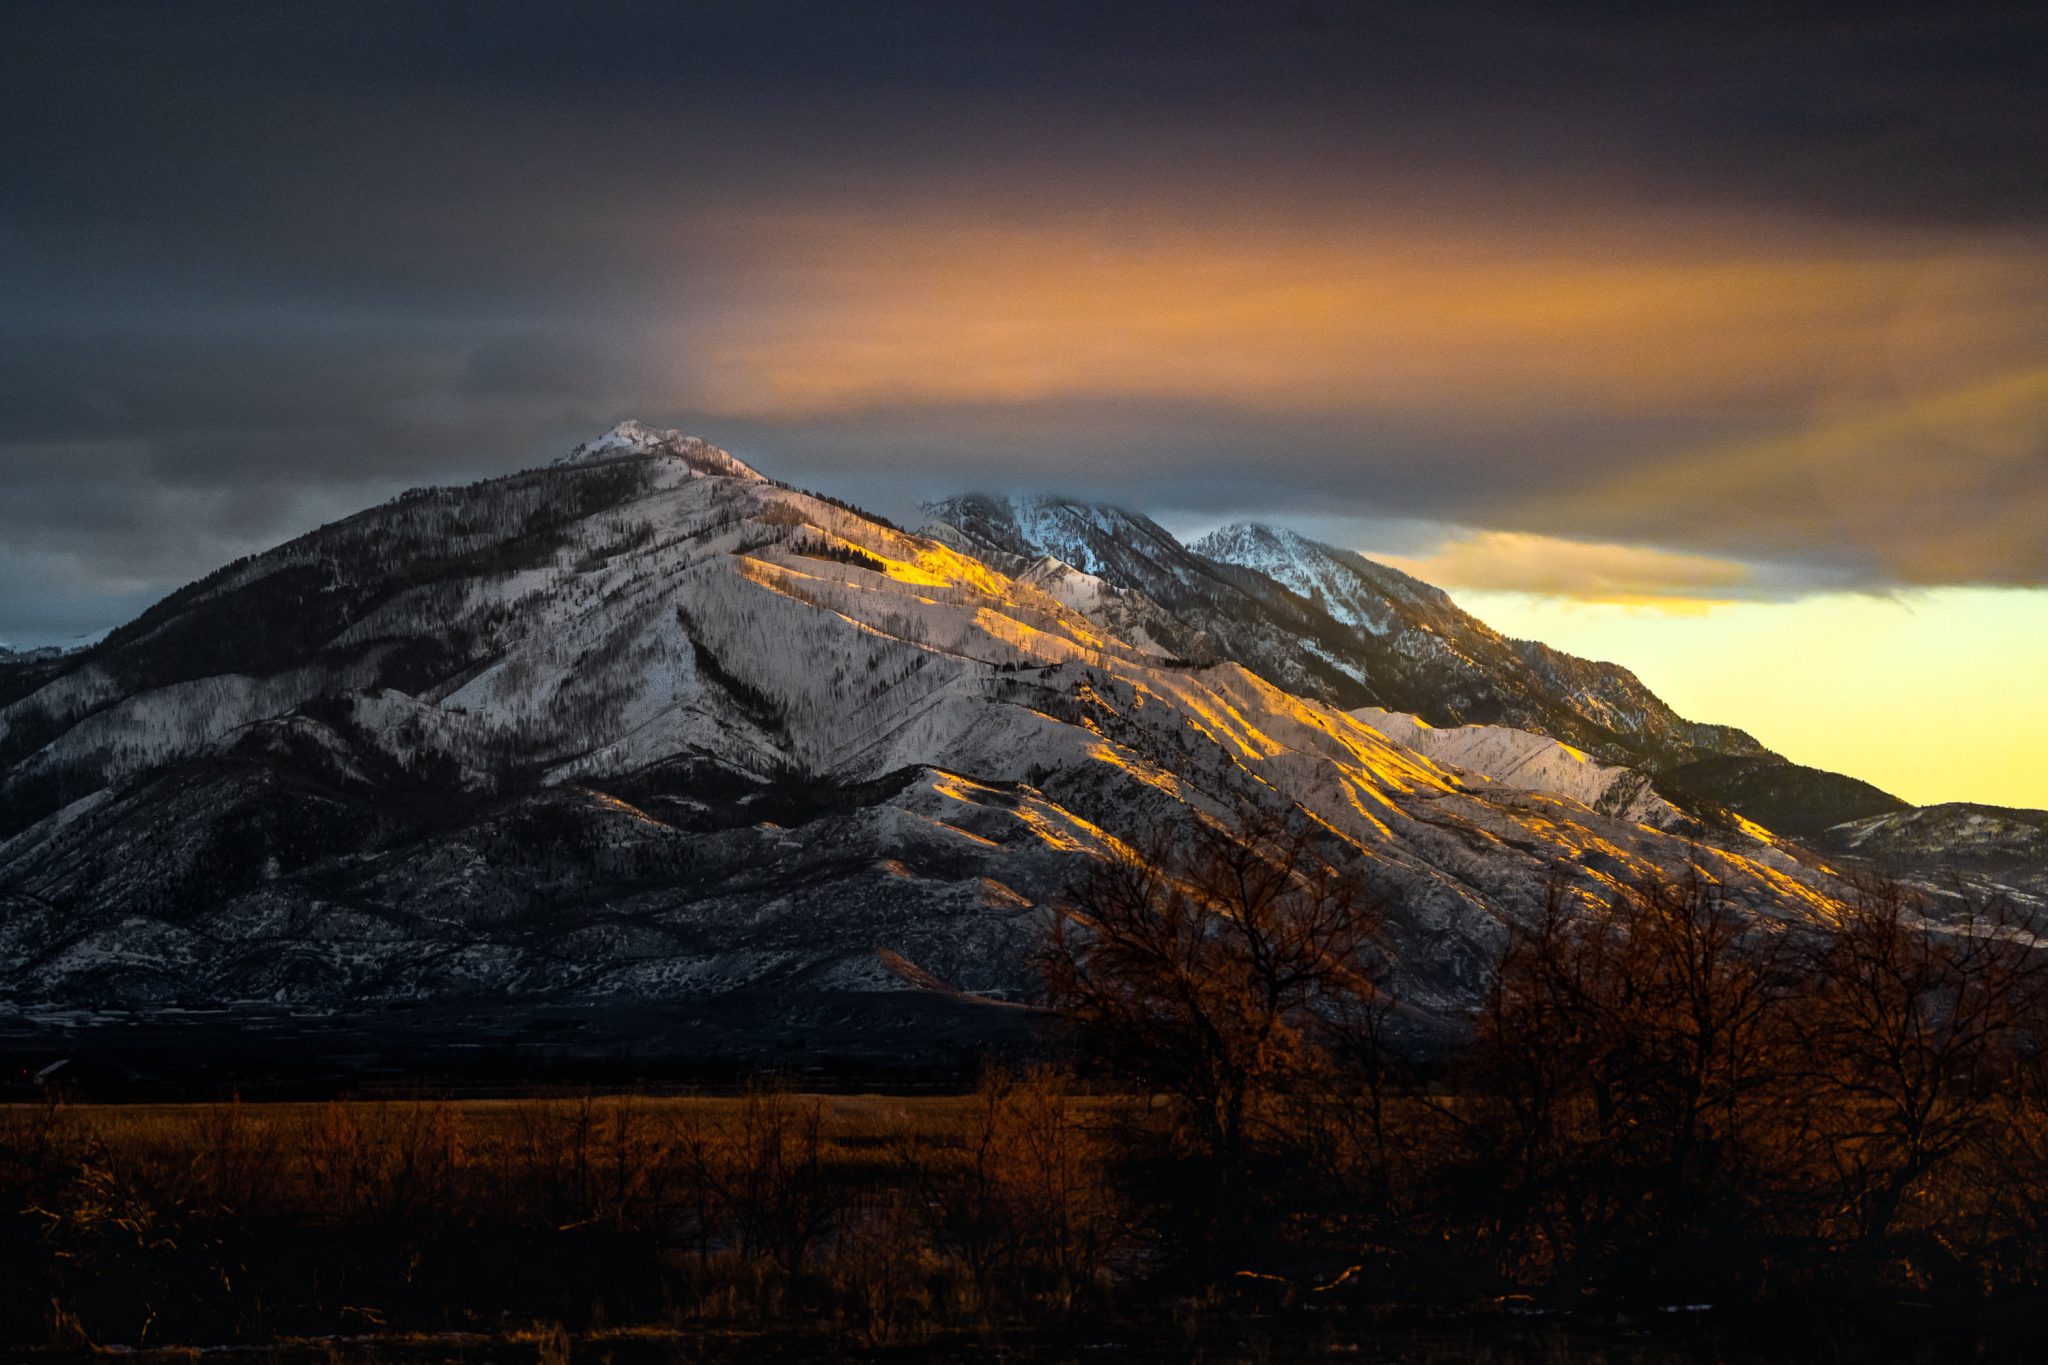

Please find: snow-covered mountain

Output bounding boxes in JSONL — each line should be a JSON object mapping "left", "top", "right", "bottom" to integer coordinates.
{"left": 922, "top": 503, "right": 1930, "bottom": 838}
{"left": 917, "top": 494, "right": 1356, "bottom": 698}
{"left": 1825, "top": 803, "right": 2048, "bottom": 861}
{"left": 922, "top": 504, "right": 1768, "bottom": 778}
{"left": 1197, "top": 523, "right": 1771, "bottom": 768}
{"left": 1815, "top": 803, "right": 2048, "bottom": 906}
{"left": 0, "top": 425, "right": 1852, "bottom": 1048}
{"left": 559, "top": 418, "right": 767, "bottom": 480}
{"left": 1350, "top": 707, "right": 1689, "bottom": 830}
{"left": 1195, "top": 523, "right": 1458, "bottom": 638}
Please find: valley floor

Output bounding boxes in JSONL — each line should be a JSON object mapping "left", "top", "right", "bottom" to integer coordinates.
{"left": 11, "top": 1313, "right": 2041, "bottom": 1364}
{"left": 5, "top": 1094, "right": 2044, "bottom": 1361}
{"left": 0, "top": 998, "right": 1043, "bottom": 1101}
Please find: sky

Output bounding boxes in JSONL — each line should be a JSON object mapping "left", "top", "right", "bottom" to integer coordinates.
{"left": 2, "top": 1, "right": 2044, "bottom": 806}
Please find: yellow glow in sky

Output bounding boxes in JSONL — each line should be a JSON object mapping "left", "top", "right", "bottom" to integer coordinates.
{"left": 1455, "top": 587, "right": 2048, "bottom": 810}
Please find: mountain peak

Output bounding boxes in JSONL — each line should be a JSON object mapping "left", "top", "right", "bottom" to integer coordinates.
{"left": 560, "top": 421, "right": 766, "bottom": 481}
{"left": 1196, "top": 522, "right": 1323, "bottom": 569}
{"left": 1194, "top": 522, "right": 1456, "bottom": 626}
{"left": 918, "top": 493, "right": 1182, "bottom": 573}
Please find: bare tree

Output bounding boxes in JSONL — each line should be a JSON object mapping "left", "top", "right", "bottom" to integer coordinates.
{"left": 1980, "top": 968, "right": 2048, "bottom": 1295}
{"left": 1036, "top": 808, "right": 1385, "bottom": 1253}
{"left": 1465, "top": 865, "right": 1798, "bottom": 1298}
{"left": 1792, "top": 876, "right": 2046, "bottom": 1296}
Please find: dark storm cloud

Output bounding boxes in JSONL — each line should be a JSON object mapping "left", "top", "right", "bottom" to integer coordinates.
{"left": 705, "top": 399, "right": 1901, "bottom": 583}
{"left": 1, "top": 0, "right": 2043, "bottom": 642}
{"left": 10, "top": 2, "right": 2043, "bottom": 236}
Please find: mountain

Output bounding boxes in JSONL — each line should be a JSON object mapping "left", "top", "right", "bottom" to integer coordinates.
{"left": 921, "top": 504, "right": 1765, "bottom": 774}
{"left": 1349, "top": 707, "right": 1690, "bottom": 830}
{"left": 1815, "top": 803, "right": 2048, "bottom": 906}
{"left": 917, "top": 495, "right": 1375, "bottom": 701}
{"left": 1823, "top": 802, "right": 2048, "bottom": 863}
{"left": 921, "top": 502, "right": 1916, "bottom": 835}
{"left": 1195, "top": 523, "right": 1767, "bottom": 770}
{"left": 1658, "top": 756, "right": 1909, "bottom": 839}
{"left": 0, "top": 426, "right": 1844, "bottom": 1062}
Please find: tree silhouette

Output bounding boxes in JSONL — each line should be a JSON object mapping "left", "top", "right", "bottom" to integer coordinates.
{"left": 1037, "top": 809, "right": 1385, "bottom": 1261}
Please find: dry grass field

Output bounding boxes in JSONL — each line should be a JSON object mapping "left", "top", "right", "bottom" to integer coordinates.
{"left": 2, "top": 1081, "right": 1152, "bottom": 1354}
{"left": 5, "top": 1081, "right": 2047, "bottom": 1362}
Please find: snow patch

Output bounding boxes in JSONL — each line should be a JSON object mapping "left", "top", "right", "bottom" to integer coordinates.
{"left": 560, "top": 421, "right": 766, "bottom": 482}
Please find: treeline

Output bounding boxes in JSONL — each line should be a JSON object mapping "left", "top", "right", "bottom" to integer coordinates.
{"left": 3, "top": 828, "right": 2045, "bottom": 1351}
{"left": 1041, "top": 819, "right": 2048, "bottom": 1310}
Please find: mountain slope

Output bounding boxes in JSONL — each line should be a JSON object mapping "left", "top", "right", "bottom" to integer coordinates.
{"left": 1657, "top": 756, "right": 1909, "bottom": 839}
{"left": 919, "top": 495, "right": 1383, "bottom": 702}
{"left": 921, "top": 503, "right": 1903, "bottom": 835}
{"left": 1197, "top": 523, "right": 1767, "bottom": 769}
{"left": 0, "top": 427, "right": 1841, "bottom": 1041}
{"left": 1814, "top": 802, "right": 2048, "bottom": 905}
{"left": 1351, "top": 707, "right": 1690, "bottom": 830}
{"left": 920, "top": 503, "right": 1768, "bottom": 777}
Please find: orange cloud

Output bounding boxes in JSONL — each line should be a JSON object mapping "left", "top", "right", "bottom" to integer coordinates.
{"left": 1516, "top": 363, "right": 2048, "bottom": 586}
{"left": 643, "top": 200, "right": 2048, "bottom": 588}
{"left": 1374, "top": 530, "right": 1754, "bottom": 609}
{"left": 668, "top": 207, "right": 2046, "bottom": 423}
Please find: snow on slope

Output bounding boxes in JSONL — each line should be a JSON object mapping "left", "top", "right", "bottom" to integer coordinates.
{"left": 1194, "top": 522, "right": 1770, "bottom": 771}
{"left": 1014, "top": 557, "right": 1189, "bottom": 658}
{"left": 1826, "top": 803, "right": 2048, "bottom": 859}
{"left": 1815, "top": 803, "right": 2048, "bottom": 908}
{"left": 1351, "top": 706, "right": 1687, "bottom": 829}
{"left": 921, "top": 498, "right": 1772, "bottom": 780}
{"left": 919, "top": 494, "right": 1223, "bottom": 607}
{"left": 560, "top": 419, "right": 767, "bottom": 480}
{"left": 1196, "top": 523, "right": 1454, "bottom": 637}
{"left": 920, "top": 495, "right": 1401, "bottom": 705}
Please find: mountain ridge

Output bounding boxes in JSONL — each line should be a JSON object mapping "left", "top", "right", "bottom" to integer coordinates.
{"left": 0, "top": 426, "right": 2017, "bottom": 1054}
{"left": 923, "top": 493, "right": 1776, "bottom": 782}
{"left": 0, "top": 432, "right": 1828, "bottom": 1026}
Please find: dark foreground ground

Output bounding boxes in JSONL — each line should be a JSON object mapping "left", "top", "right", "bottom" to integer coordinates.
{"left": 0, "top": 993, "right": 1045, "bottom": 1100}
{"left": 12, "top": 1309, "right": 2044, "bottom": 1363}
{"left": 6, "top": 1092, "right": 2043, "bottom": 1362}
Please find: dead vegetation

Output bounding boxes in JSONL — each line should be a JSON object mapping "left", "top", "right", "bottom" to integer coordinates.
{"left": 4, "top": 844, "right": 2048, "bottom": 1354}
{"left": 0, "top": 1079, "right": 1135, "bottom": 1351}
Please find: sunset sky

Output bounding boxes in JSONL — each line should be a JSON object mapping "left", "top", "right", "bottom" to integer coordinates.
{"left": 3, "top": 2, "right": 2043, "bottom": 805}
